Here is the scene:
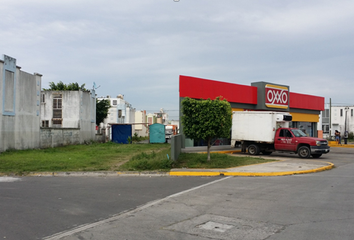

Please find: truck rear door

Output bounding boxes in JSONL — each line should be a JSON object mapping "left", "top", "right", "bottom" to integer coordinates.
{"left": 274, "top": 129, "right": 297, "bottom": 151}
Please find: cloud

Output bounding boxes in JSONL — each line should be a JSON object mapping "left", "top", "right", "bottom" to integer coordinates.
{"left": 0, "top": 0, "right": 353, "bottom": 114}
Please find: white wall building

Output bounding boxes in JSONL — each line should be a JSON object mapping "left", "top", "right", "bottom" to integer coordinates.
{"left": 0, "top": 55, "right": 42, "bottom": 152}
{"left": 40, "top": 90, "right": 96, "bottom": 145}
{"left": 330, "top": 106, "right": 354, "bottom": 137}
{"left": 97, "top": 95, "right": 136, "bottom": 139}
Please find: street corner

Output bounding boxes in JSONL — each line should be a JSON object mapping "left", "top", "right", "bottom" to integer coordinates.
{"left": 169, "top": 159, "right": 335, "bottom": 177}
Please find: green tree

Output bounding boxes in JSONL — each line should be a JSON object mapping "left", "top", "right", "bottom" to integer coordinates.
{"left": 181, "top": 96, "right": 232, "bottom": 161}
{"left": 43, "top": 81, "right": 88, "bottom": 91}
{"left": 96, "top": 99, "right": 111, "bottom": 126}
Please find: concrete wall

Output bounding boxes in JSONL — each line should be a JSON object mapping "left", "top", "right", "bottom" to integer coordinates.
{"left": 40, "top": 128, "right": 81, "bottom": 148}
{"left": 79, "top": 90, "right": 96, "bottom": 143}
{"left": 0, "top": 55, "right": 42, "bottom": 152}
{"left": 171, "top": 134, "right": 183, "bottom": 161}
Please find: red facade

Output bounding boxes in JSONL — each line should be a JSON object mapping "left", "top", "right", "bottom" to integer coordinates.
{"left": 179, "top": 75, "right": 258, "bottom": 105}
{"left": 289, "top": 92, "right": 324, "bottom": 111}
{"left": 179, "top": 75, "right": 324, "bottom": 111}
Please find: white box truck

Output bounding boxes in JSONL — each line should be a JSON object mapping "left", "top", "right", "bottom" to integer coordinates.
{"left": 231, "top": 111, "right": 330, "bottom": 158}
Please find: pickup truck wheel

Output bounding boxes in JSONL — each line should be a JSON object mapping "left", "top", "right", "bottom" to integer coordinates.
{"left": 311, "top": 154, "right": 322, "bottom": 158}
{"left": 298, "top": 146, "right": 310, "bottom": 158}
{"left": 248, "top": 144, "right": 260, "bottom": 155}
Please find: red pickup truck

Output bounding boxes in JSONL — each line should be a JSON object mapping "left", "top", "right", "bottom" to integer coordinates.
{"left": 245, "top": 128, "right": 330, "bottom": 158}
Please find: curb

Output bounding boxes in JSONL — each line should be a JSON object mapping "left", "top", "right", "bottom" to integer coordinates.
{"left": 22, "top": 171, "right": 170, "bottom": 177}
{"left": 169, "top": 161, "right": 335, "bottom": 177}
{"left": 328, "top": 141, "right": 354, "bottom": 148}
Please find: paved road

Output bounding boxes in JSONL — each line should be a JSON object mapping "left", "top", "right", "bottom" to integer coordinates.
{"left": 0, "top": 176, "right": 220, "bottom": 240}
{"left": 1, "top": 148, "right": 353, "bottom": 240}
{"left": 51, "top": 148, "right": 354, "bottom": 240}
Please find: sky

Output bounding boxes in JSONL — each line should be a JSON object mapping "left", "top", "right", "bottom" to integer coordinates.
{"left": 1, "top": 0, "right": 353, "bottom": 120}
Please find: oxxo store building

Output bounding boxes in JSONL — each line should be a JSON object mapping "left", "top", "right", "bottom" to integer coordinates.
{"left": 179, "top": 75, "right": 325, "bottom": 147}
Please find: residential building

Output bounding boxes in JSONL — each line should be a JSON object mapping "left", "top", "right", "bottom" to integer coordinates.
{"left": 0, "top": 55, "right": 42, "bottom": 152}
{"left": 40, "top": 90, "right": 96, "bottom": 146}
{"left": 135, "top": 110, "right": 148, "bottom": 137}
{"left": 322, "top": 106, "right": 354, "bottom": 139}
{"left": 97, "top": 95, "right": 136, "bottom": 139}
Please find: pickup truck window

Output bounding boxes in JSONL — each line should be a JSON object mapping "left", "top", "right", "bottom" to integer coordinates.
{"left": 291, "top": 129, "right": 307, "bottom": 137}
{"left": 279, "top": 129, "right": 292, "bottom": 138}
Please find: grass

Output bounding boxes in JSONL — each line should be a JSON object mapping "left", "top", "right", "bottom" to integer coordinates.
{"left": 0, "top": 142, "right": 276, "bottom": 174}
{"left": 0, "top": 142, "right": 170, "bottom": 174}
{"left": 174, "top": 152, "right": 276, "bottom": 169}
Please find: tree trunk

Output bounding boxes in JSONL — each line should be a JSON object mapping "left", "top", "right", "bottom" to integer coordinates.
{"left": 207, "top": 137, "right": 211, "bottom": 161}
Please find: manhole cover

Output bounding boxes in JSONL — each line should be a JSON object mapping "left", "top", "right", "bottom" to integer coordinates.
{"left": 197, "top": 221, "right": 235, "bottom": 233}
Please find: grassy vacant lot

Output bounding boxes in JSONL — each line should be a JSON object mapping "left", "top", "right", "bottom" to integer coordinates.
{"left": 0, "top": 142, "right": 275, "bottom": 175}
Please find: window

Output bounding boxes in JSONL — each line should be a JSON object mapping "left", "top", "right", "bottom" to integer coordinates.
{"left": 52, "top": 119, "right": 62, "bottom": 125}
{"left": 351, "top": 109, "right": 353, "bottom": 117}
{"left": 112, "top": 100, "right": 117, "bottom": 105}
{"left": 52, "top": 94, "right": 62, "bottom": 126}
{"left": 280, "top": 129, "right": 292, "bottom": 138}
{"left": 41, "top": 94, "right": 45, "bottom": 103}
{"left": 340, "top": 109, "right": 343, "bottom": 117}
{"left": 322, "top": 124, "right": 330, "bottom": 133}
{"left": 42, "top": 120, "right": 49, "bottom": 127}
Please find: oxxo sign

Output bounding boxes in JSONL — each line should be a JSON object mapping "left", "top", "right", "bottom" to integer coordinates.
{"left": 265, "top": 84, "right": 289, "bottom": 109}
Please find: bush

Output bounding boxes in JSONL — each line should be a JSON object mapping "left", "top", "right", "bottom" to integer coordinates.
{"left": 349, "top": 132, "right": 354, "bottom": 140}
{"left": 119, "top": 149, "right": 173, "bottom": 171}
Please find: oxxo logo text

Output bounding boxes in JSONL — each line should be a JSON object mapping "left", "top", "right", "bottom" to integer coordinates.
{"left": 265, "top": 84, "right": 289, "bottom": 109}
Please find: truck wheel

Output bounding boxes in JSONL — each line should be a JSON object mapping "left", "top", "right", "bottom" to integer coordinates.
{"left": 248, "top": 144, "right": 260, "bottom": 155}
{"left": 311, "top": 154, "right": 322, "bottom": 158}
{"left": 298, "top": 146, "right": 310, "bottom": 158}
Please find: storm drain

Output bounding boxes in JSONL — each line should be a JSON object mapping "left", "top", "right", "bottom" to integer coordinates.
{"left": 165, "top": 214, "right": 284, "bottom": 240}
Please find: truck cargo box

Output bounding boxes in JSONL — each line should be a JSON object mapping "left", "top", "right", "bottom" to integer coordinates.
{"left": 231, "top": 111, "right": 291, "bottom": 144}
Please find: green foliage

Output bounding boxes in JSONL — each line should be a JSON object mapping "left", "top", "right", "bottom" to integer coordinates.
{"left": 43, "top": 81, "right": 88, "bottom": 91}
{"left": 175, "top": 153, "right": 276, "bottom": 168}
{"left": 119, "top": 149, "right": 173, "bottom": 171}
{"left": 0, "top": 143, "right": 170, "bottom": 174}
{"left": 96, "top": 99, "right": 111, "bottom": 126}
{"left": 349, "top": 132, "right": 354, "bottom": 140}
{"left": 0, "top": 143, "right": 276, "bottom": 174}
{"left": 181, "top": 96, "right": 232, "bottom": 160}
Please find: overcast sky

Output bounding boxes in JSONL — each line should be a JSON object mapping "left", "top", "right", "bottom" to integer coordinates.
{"left": 1, "top": 0, "right": 353, "bottom": 119}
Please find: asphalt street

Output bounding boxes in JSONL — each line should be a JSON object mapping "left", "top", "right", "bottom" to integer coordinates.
{"left": 0, "top": 147, "right": 353, "bottom": 240}
{"left": 0, "top": 176, "right": 220, "bottom": 240}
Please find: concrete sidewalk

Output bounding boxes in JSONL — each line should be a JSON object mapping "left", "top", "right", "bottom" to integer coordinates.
{"left": 170, "top": 146, "right": 334, "bottom": 177}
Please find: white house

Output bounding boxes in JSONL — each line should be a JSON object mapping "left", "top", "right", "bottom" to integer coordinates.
{"left": 0, "top": 55, "right": 42, "bottom": 152}
{"left": 97, "top": 95, "right": 136, "bottom": 139}
{"left": 329, "top": 106, "right": 354, "bottom": 138}
{"left": 40, "top": 90, "right": 96, "bottom": 146}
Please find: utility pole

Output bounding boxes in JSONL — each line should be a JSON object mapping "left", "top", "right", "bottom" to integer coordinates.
{"left": 329, "top": 98, "right": 332, "bottom": 140}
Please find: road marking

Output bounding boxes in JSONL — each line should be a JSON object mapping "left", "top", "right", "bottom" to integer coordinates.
{"left": 43, "top": 177, "right": 231, "bottom": 240}
{"left": 0, "top": 177, "right": 21, "bottom": 182}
